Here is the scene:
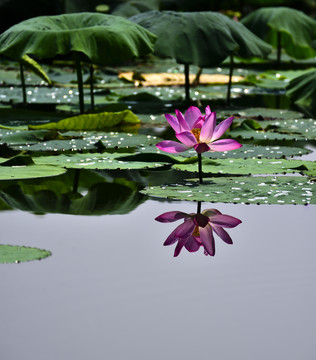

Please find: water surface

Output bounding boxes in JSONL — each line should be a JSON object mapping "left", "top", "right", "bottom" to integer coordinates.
{"left": 1, "top": 200, "right": 315, "bottom": 359}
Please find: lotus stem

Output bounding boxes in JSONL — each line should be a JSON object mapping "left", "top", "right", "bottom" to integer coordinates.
{"left": 19, "top": 62, "right": 27, "bottom": 105}
{"left": 226, "top": 54, "right": 234, "bottom": 106}
{"left": 89, "top": 64, "right": 95, "bottom": 111}
{"left": 74, "top": 52, "right": 85, "bottom": 114}
{"left": 277, "top": 31, "right": 282, "bottom": 67}
{"left": 184, "top": 63, "right": 190, "bottom": 102}
{"left": 198, "top": 153, "right": 203, "bottom": 184}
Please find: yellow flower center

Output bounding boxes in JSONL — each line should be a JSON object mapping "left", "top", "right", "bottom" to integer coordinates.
{"left": 191, "top": 128, "right": 201, "bottom": 142}
{"left": 192, "top": 226, "right": 200, "bottom": 236}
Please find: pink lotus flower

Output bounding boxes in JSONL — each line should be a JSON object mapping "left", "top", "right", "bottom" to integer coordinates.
{"left": 155, "top": 209, "right": 241, "bottom": 257}
{"left": 156, "top": 105, "right": 242, "bottom": 154}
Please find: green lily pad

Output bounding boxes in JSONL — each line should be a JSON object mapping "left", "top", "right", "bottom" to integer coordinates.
{"left": 219, "top": 107, "right": 304, "bottom": 120}
{"left": 0, "top": 164, "right": 66, "bottom": 180}
{"left": 260, "top": 118, "right": 316, "bottom": 139}
{"left": 0, "top": 244, "right": 51, "bottom": 264}
{"left": 28, "top": 110, "right": 140, "bottom": 131}
{"left": 33, "top": 153, "right": 167, "bottom": 170}
{"left": 143, "top": 144, "right": 311, "bottom": 159}
{"left": 141, "top": 176, "right": 316, "bottom": 205}
{"left": 172, "top": 158, "right": 316, "bottom": 176}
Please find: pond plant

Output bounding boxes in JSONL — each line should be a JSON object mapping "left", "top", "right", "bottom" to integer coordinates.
{"left": 0, "top": 12, "right": 156, "bottom": 113}
{"left": 130, "top": 10, "right": 271, "bottom": 102}
{"left": 241, "top": 7, "right": 316, "bottom": 65}
{"left": 156, "top": 105, "right": 242, "bottom": 183}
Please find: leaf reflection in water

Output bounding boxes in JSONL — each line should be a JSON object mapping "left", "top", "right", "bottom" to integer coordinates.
{"left": 155, "top": 202, "right": 242, "bottom": 257}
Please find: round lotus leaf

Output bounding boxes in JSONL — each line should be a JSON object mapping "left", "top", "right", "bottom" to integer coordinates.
{"left": 130, "top": 11, "right": 271, "bottom": 67}
{"left": 0, "top": 12, "right": 156, "bottom": 65}
{"left": 242, "top": 7, "right": 316, "bottom": 59}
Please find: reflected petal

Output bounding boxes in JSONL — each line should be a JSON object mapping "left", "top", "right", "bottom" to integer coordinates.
{"left": 155, "top": 211, "right": 190, "bottom": 223}
{"left": 213, "top": 225, "right": 233, "bottom": 244}
{"left": 174, "top": 237, "right": 188, "bottom": 257}
{"left": 209, "top": 139, "right": 242, "bottom": 152}
{"left": 199, "top": 224, "right": 215, "bottom": 256}
{"left": 156, "top": 140, "right": 190, "bottom": 153}
{"left": 210, "top": 214, "right": 242, "bottom": 228}
{"left": 185, "top": 236, "right": 201, "bottom": 252}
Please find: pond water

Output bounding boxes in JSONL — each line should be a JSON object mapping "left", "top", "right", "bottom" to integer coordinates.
{"left": 1, "top": 199, "right": 315, "bottom": 360}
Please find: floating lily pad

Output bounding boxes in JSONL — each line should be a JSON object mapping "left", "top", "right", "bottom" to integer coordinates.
{"left": 0, "top": 164, "right": 66, "bottom": 180}
{"left": 141, "top": 176, "right": 316, "bottom": 205}
{"left": 173, "top": 158, "right": 316, "bottom": 176}
{"left": 229, "top": 127, "right": 307, "bottom": 141}
{"left": 219, "top": 107, "right": 304, "bottom": 120}
{"left": 33, "top": 153, "right": 167, "bottom": 170}
{"left": 143, "top": 144, "right": 310, "bottom": 159}
{"left": 0, "top": 244, "right": 51, "bottom": 263}
{"left": 260, "top": 118, "right": 316, "bottom": 140}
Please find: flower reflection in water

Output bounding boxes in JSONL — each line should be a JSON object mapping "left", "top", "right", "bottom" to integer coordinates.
{"left": 155, "top": 203, "right": 242, "bottom": 257}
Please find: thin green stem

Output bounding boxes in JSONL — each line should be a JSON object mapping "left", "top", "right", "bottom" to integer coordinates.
{"left": 277, "top": 31, "right": 282, "bottom": 67}
{"left": 198, "top": 153, "right": 203, "bottom": 184}
{"left": 184, "top": 63, "right": 190, "bottom": 103}
{"left": 89, "top": 64, "right": 95, "bottom": 111}
{"left": 74, "top": 52, "right": 84, "bottom": 114}
{"left": 19, "top": 62, "right": 27, "bottom": 105}
{"left": 226, "top": 54, "right": 234, "bottom": 106}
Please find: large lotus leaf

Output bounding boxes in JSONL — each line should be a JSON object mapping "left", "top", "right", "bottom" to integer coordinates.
{"left": 0, "top": 164, "right": 66, "bottom": 180}
{"left": 172, "top": 158, "right": 316, "bottom": 176}
{"left": 286, "top": 69, "right": 316, "bottom": 107}
{"left": 241, "top": 7, "right": 316, "bottom": 59}
{"left": 130, "top": 11, "right": 238, "bottom": 67}
{"left": 0, "top": 244, "right": 51, "bottom": 264}
{"left": 0, "top": 13, "right": 156, "bottom": 65}
{"left": 130, "top": 11, "right": 271, "bottom": 67}
{"left": 33, "top": 153, "right": 167, "bottom": 170}
{"left": 141, "top": 176, "right": 316, "bottom": 205}
{"left": 0, "top": 181, "right": 144, "bottom": 215}
{"left": 28, "top": 110, "right": 140, "bottom": 131}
